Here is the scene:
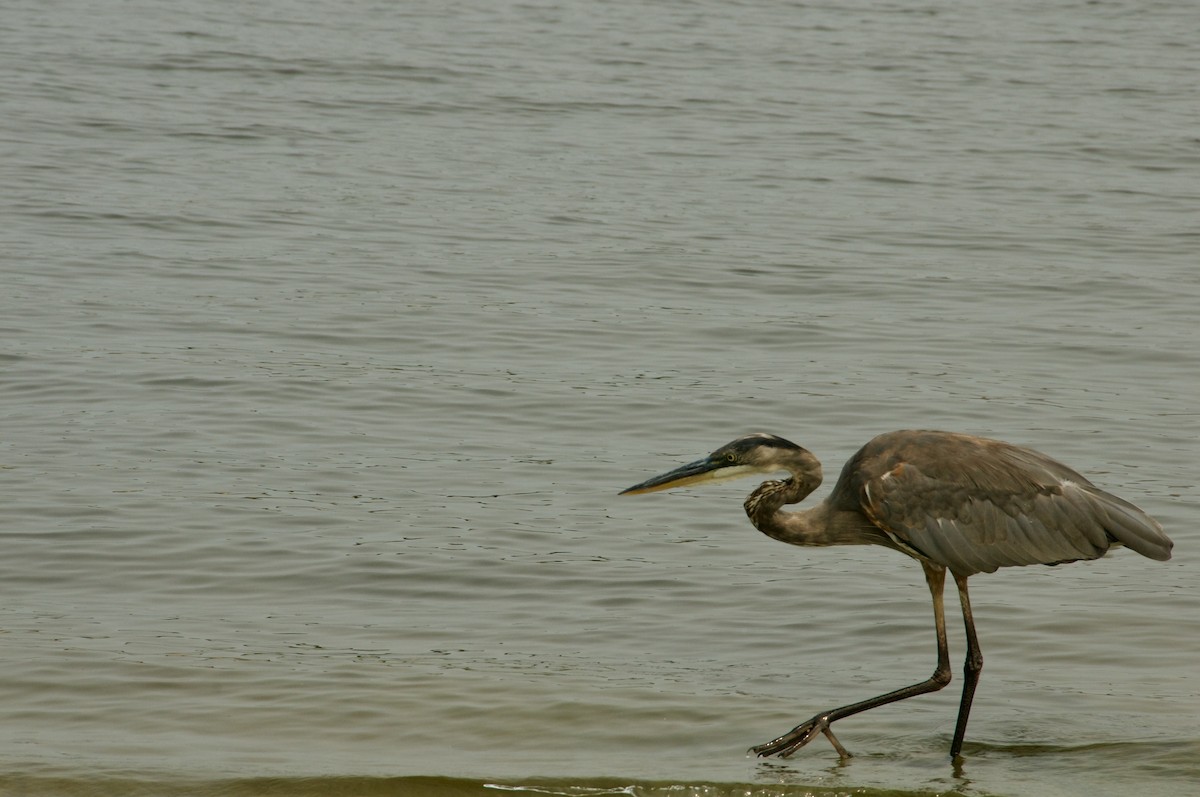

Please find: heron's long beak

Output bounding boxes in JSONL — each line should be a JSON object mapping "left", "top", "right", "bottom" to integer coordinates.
{"left": 620, "top": 456, "right": 759, "bottom": 495}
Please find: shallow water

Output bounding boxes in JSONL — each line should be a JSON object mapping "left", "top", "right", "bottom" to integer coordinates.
{"left": 2, "top": 1, "right": 1198, "bottom": 795}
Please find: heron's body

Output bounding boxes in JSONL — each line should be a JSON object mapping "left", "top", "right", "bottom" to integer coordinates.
{"left": 621, "top": 429, "right": 1172, "bottom": 759}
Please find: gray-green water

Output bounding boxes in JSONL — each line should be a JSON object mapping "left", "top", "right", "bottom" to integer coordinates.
{"left": 2, "top": 1, "right": 1197, "bottom": 795}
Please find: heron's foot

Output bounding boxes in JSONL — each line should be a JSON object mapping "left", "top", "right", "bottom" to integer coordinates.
{"left": 749, "top": 713, "right": 851, "bottom": 759}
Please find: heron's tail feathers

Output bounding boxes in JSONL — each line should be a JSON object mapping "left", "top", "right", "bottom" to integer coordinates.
{"left": 1089, "top": 487, "right": 1173, "bottom": 561}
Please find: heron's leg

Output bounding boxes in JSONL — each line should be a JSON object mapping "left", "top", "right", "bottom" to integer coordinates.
{"left": 750, "top": 562, "right": 953, "bottom": 759}
{"left": 949, "top": 572, "right": 982, "bottom": 759}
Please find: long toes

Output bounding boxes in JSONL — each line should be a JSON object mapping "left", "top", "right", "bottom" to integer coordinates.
{"left": 744, "top": 739, "right": 792, "bottom": 758}
{"left": 749, "top": 738, "right": 789, "bottom": 757}
{"left": 749, "top": 723, "right": 820, "bottom": 758}
{"left": 748, "top": 738, "right": 784, "bottom": 757}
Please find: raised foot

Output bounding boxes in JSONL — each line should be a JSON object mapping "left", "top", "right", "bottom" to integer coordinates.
{"left": 749, "top": 714, "right": 851, "bottom": 759}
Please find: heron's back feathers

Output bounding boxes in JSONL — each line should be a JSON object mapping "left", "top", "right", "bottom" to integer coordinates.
{"left": 835, "top": 430, "right": 1172, "bottom": 576}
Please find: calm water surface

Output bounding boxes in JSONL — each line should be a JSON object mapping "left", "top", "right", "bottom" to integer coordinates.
{"left": 2, "top": 1, "right": 1198, "bottom": 795}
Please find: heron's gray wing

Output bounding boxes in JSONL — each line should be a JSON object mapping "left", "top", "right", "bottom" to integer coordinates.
{"left": 852, "top": 434, "right": 1169, "bottom": 576}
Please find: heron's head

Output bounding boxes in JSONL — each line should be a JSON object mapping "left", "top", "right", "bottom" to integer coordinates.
{"left": 620, "top": 433, "right": 807, "bottom": 495}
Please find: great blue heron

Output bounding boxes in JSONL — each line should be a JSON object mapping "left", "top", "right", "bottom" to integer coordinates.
{"left": 621, "top": 430, "right": 1173, "bottom": 760}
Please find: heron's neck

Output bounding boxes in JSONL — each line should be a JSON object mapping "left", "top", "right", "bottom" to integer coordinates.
{"left": 744, "top": 467, "right": 877, "bottom": 548}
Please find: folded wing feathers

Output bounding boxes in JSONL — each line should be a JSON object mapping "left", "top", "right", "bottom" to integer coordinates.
{"left": 863, "top": 457, "right": 1169, "bottom": 576}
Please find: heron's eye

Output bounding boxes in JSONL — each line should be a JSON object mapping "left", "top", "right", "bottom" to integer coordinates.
{"left": 725, "top": 453, "right": 737, "bottom": 464}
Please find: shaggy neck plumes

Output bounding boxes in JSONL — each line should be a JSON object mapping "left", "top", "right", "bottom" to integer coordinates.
{"left": 743, "top": 448, "right": 823, "bottom": 544}
{"left": 742, "top": 451, "right": 883, "bottom": 549}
